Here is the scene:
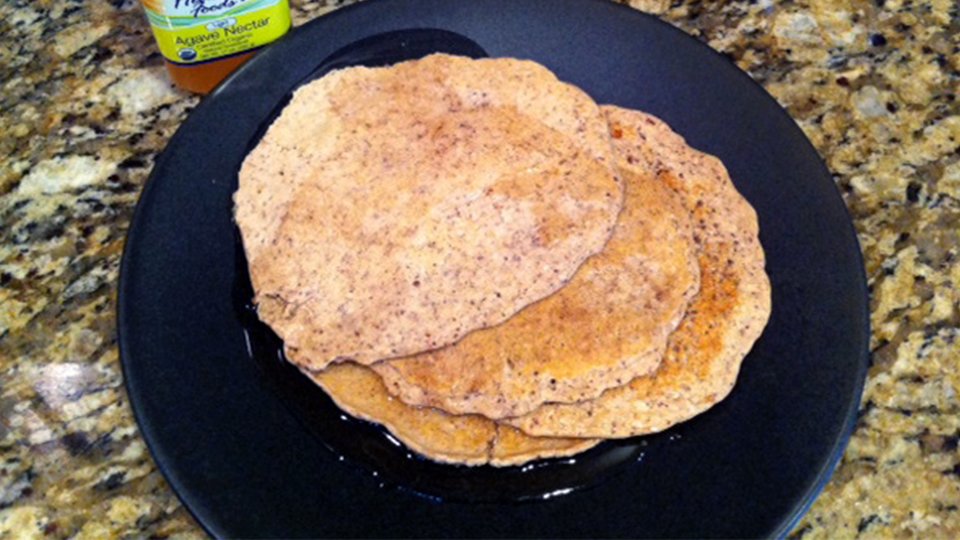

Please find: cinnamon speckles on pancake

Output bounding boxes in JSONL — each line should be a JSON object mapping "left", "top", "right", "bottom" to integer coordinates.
{"left": 235, "top": 54, "right": 622, "bottom": 369}
{"left": 235, "top": 56, "right": 771, "bottom": 467}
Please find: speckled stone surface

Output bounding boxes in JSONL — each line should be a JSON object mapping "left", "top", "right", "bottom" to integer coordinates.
{"left": 0, "top": 0, "right": 957, "bottom": 537}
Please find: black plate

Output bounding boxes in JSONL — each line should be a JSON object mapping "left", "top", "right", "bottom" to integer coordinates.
{"left": 118, "top": 0, "right": 869, "bottom": 537}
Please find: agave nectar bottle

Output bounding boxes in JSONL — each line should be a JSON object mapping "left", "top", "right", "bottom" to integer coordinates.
{"left": 140, "top": 0, "right": 291, "bottom": 93}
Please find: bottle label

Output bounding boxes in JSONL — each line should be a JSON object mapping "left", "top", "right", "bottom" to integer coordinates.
{"left": 142, "top": 0, "right": 291, "bottom": 64}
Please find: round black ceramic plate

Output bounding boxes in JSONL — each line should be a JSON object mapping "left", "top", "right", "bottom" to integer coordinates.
{"left": 118, "top": 0, "right": 869, "bottom": 537}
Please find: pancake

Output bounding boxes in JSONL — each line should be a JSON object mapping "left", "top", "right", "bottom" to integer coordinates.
{"left": 235, "top": 54, "right": 622, "bottom": 369}
{"left": 507, "top": 106, "right": 772, "bottom": 438}
{"left": 373, "top": 164, "right": 700, "bottom": 418}
{"left": 309, "top": 363, "right": 599, "bottom": 467}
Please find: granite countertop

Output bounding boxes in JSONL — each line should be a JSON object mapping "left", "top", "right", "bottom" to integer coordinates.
{"left": 1, "top": 0, "right": 957, "bottom": 537}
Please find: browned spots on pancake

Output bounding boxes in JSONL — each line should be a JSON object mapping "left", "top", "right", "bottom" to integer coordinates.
{"left": 507, "top": 106, "right": 771, "bottom": 438}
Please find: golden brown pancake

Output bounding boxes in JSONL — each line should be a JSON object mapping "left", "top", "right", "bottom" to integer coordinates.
{"left": 309, "top": 363, "right": 599, "bottom": 467}
{"left": 235, "top": 54, "right": 622, "bottom": 369}
{"left": 507, "top": 106, "right": 772, "bottom": 438}
{"left": 373, "top": 166, "right": 700, "bottom": 418}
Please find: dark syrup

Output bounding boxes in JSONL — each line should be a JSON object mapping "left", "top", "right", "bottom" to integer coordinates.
{"left": 231, "top": 28, "right": 651, "bottom": 503}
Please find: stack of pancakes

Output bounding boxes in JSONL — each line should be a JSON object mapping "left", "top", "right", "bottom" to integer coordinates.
{"left": 235, "top": 54, "right": 771, "bottom": 467}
